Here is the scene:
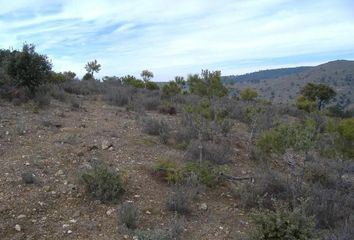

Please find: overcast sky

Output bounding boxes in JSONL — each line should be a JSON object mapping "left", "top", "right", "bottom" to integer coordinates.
{"left": 0, "top": 0, "right": 353, "bottom": 81}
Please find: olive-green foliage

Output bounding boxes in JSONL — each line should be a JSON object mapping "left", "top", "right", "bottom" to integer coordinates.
{"left": 122, "top": 75, "right": 145, "bottom": 88}
{"left": 323, "top": 118, "right": 354, "bottom": 159}
{"left": 145, "top": 81, "right": 160, "bottom": 90}
{"left": 49, "top": 71, "right": 76, "bottom": 84}
{"left": 187, "top": 69, "right": 228, "bottom": 97}
{"left": 162, "top": 81, "right": 181, "bottom": 97}
{"left": 154, "top": 160, "right": 183, "bottom": 183}
{"left": 6, "top": 43, "right": 52, "bottom": 93}
{"left": 256, "top": 119, "right": 317, "bottom": 155}
{"left": 80, "top": 162, "right": 125, "bottom": 203}
{"left": 299, "top": 83, "right": 336, "bottom": 110}
{"left": 240, "top": 87, "right": 258, "bottom": 101}
{"left": 251, "top": 205, "right": 317, "bottom": 240}
{"left": 153, "top": 160, "right": 224, "bottom": 187}
{"left": 296, "top": 95, "right": 316, "bottom": 113}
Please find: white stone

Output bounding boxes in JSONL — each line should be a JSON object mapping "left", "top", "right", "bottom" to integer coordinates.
{"left": 15, "top": 224, "right": 21, "bottom": 232}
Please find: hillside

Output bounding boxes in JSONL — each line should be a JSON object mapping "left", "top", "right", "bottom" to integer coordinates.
{"left": 225, "top": 60, "right": 354, "bottom": 108}
{"left": 222, "top": 66, "right": 312, "bottom": 84}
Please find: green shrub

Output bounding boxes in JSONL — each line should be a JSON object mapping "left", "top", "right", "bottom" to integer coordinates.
{"left": 183, "top": 161, "right": 224, "bottom": 187}
{"left": 80, "top": 162, "right": 125, "bottom": 203}
{"left": 162, "top": 81, "right": 181, "bottom": 97}
{"left": 118, "top": 201, "right": 138, "bottom": 229}
{"left": 6, "top": 43, "right": 52, "bottom": 93}
{"left": 145, "top": 81, "right": 160, "bottom": 90}
{"left": 256, "top": 120, "right": 317, "bottom": 156}
{"left": 142, "top": 117, "right": 168, "bottom": 137}
{"left": 250, "top": 205, "right": 317, "bottom": 240}
{"left": 153, "top": 160, "right": 183, "bottom": 183}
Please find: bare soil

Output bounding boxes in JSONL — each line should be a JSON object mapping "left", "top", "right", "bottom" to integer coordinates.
{"left": 0, "top": 97, "right": 253, "bottom": 240}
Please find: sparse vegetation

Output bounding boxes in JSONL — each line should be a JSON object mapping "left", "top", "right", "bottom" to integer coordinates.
{"left": 118, "top": 201, "right": 139, "bottom": 229}
{"left": 80, "top": 161, "right": 125, "bottom": 203}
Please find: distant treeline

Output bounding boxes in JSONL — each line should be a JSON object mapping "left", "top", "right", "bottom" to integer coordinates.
{"left": 222, "top": 66, "right": 312, "bottom": 84}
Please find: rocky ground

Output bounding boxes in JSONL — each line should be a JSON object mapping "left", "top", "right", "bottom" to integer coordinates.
{"left": 0, "top": 96, "right": 253, "bottom": 240}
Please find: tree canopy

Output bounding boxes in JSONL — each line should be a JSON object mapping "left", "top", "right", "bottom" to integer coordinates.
{"left": 187, "top": 70, "right": 227, "bottom": 98}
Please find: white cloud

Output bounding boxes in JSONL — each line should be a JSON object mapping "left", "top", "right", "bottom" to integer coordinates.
{"left": 0, "top": 0, "right": 353, "bottom": 80}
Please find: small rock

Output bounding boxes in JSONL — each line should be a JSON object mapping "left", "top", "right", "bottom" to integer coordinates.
{"left": 199, "top": 203, "right": 208, "bottom": 211}
{"left": 101, "top": 140, "right": 112, "bottom": 150}
{"left": 123, "top": 235, "right": 129, "bottom": 239}
{"left": 133, "top": 236, "right": 139, "bottom": 240}
{"left": 43, "top": 186, "right": 51, "bottom": 192}
{"left": 67, "top": 230, "right": 72, "bottom": 234}
{"left": 55, "top": 170, "right": 64, "bottom": 176}
{"left": 106, "top": 208, "right": 115, "bottom": 216}
{"left": 17, "top": 214, "right": 26, "bottom": 219}
{"left": 134, "top": 195, "right": 140, "bottom": 198}
{"left": 62, "top": 224, "right": 70, "bottom": 228}
{"left": 69, "top": 219, "right": 77, "bottom": 223}
{"left": 15, "top": 224, "right": 21, "bottom": 232}
{"left": 145, "top": 210, "right": 151, "bottom": 215}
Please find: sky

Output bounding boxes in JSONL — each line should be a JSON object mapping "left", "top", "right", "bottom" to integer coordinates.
{"left": 0, "top": 0, "right": 354, "bottom": 81}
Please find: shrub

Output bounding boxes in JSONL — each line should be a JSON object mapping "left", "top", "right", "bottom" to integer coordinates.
{"left": 185, "top": 140, "right": 233, "bottom": 165}
{"left": 21, "top": 170, "right": 37, "bottom": 184}
{"left": 162, "top": 81, "right": 181, "bottom": 97}
{"left": 33, "top": 89, "right": 51, "bottom": 108}
{"left": 145, "top": 81, "right": 160, "bottom": 90}
{"left": 80, "top": 161, "right": 125, "bottom": 203}
{"left": 183, "top": 161, "right": 224, "bottom": 187}
{"left": 305, "top": 185, "right": 354, "bottom": 229}
{"left": 153, "top": 160, "right": 182, "bottom": 183}
{"left": 141, "top": 117, "right": 168, "bottom": 136}
{"left": 118, "top": 201, "right": 138, "bottom": 229}
{"left": 166, "top": 183, "right": 198, "bottom": 215}
{"left": 6, "top": 43, "right": 52, "bottom": 93}
{"left": 135, "top": 217, "right": 184, "bottom": 240}
{"left": 250, "top": 205, "right": 317, "bottom": 240}
{"left": 235, "top": 169, "right": 290, "bottom": 210}
{"left": 240, "top": 87, "right": 258, "bottom": 101}
{"left": 104, "top": 87, "right": 129, "bottom": 106}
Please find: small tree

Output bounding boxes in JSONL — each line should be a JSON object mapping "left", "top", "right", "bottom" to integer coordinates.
{"left": 141, "top": 70, "right": 154, "bottom": 86}
{"left": 7, "top": 43, "right": 52, "bottom": 93}
{"left": 84, "top": 59, "right": 101, "bottom": 79}
{"left": 162, "top": 81, "right": 181, "bottom": 97}
{"left": 174, "top": 76, "right": 186, "bottom": 91}
{"left": 299, "top": 83, "right": 336, "bottom": 110}
{"left": 187, "top": 69, "right": 227, "bottom": 98}
{"left": 240, "top": 87, "right": 258, "bottom": 101}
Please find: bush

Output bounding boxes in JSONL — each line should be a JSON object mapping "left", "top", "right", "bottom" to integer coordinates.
{"left": 146, "top": 81, "right": 160, "bottom": 90}
{"left": 118, "top": 201, "right": 138, "bottom": 229}
{"left": 141, "top": 117, "right": 168, "bottom": 136}
{"left": 166, "top": 183, "right": 198, "bottom": 215}
{"left": 80, "top": 161, "right": 125, "bottom": 203}
{"left": 235, "top": 169, "right": 290, "bottom": 210}
{"left": 305, "top": 185, "right": 354, "bottom": 229}
{"left": 153, "top": 160, "right": 182, "bottom": 183}
{"left": 6, "top": 43, "right": 52, "bottom": 93}
{"left": 135, "top": 218, "right": 184, "bottom": 240}
{"left": 104, "top": 87, "right": 130, "bottom": 106}
{"left": 21, "top": 170, "right": 37, "bottom": 184}
{"left": 183, "top": 161, "right": 224, "bottom": 187}
{"left": 250, "top": 205, "right": 317, "bottom": 240}
{"left": 33, "top": 89, "right": 51, "bottom": 108}
{"left": 185, "top": 140, "right": 233, "bottom": 165}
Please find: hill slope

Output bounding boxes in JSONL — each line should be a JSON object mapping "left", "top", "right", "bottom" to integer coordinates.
{"left": 226, "top": 60, "right": 354, "bottom": 107}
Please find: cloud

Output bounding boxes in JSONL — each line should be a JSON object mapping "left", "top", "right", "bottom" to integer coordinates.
{"left": 0, "top": 0, "right": 353, "bottom": 80}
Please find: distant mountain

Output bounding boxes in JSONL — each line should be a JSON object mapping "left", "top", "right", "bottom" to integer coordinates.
{"left": 225, "top": 60, "right": 354, "bottom": 109}
{"left": 222, "top": 66, "right": 312, "bottom": 84}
